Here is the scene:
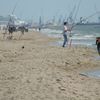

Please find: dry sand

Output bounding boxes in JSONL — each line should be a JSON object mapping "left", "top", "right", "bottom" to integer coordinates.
{"left": 0, "top": 30, "right": 100, "bottom": 100}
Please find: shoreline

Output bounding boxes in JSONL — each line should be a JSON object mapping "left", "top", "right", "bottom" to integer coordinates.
{"left": 40, "top": 28, "right": 97, "bottom": 48}
{"left": 0, "top": 30, "right": 100, "bottom": 100}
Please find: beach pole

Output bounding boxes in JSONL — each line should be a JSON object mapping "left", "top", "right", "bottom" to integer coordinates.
{"left": 69, "top": 38, "right": 72, "bottom": 48}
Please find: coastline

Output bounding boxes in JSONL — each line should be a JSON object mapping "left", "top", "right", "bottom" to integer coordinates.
{"left": 0, "top": 30, "right": 100, "bottom": 100}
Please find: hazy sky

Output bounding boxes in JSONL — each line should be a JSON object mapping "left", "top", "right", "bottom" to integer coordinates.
{"left": 0, "top": 0, "right": 100, "bottom": 22}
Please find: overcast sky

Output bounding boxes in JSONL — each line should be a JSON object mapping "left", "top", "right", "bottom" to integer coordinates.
{"left": 0, "top": 0, "right": 100, "bottom": 22}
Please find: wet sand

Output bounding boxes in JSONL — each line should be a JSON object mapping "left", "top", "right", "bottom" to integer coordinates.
{"left": 0, "top": 30, "right": 100, "bottom": 100}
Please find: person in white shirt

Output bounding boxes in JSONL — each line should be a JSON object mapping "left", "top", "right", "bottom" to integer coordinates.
{"left": 62, "top": 22, "right": 68, "bottom": 47}
{"left": 62, "top": 22, "right": 72, "bottom": 47}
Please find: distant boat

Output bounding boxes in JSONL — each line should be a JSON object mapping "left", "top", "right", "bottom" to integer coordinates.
{"left": 76, "top": 16, "right": 100, "bottom": 26}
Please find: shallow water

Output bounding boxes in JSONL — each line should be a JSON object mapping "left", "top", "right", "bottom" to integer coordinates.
{"left": 94, "top": 56, "right": 100, "bottom": 60}
{"left": 82, "top": 53, "right": 100, "bottom": 78}
{"left": 80, "top": 70, "right": 100, "bottom": 79}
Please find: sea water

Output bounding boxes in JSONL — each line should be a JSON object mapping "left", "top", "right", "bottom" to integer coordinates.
{"left": 41, "top": 24, "right": 100, "bottom": 47}
{"left": 80, "top": 70, "right": 100, "bottom": 79}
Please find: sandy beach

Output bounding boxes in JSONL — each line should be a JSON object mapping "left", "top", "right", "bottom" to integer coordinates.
{"left": 0, "top": 30, "right": 100, "bottom": 100}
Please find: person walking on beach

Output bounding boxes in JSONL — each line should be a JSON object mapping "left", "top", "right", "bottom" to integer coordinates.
{"left": 62, "top": 22, "right": 71, "bottom": 47}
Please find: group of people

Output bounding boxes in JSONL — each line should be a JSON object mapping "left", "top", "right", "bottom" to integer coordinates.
{"left": 3, "top": 25, "right": 26, "bottom": 40}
